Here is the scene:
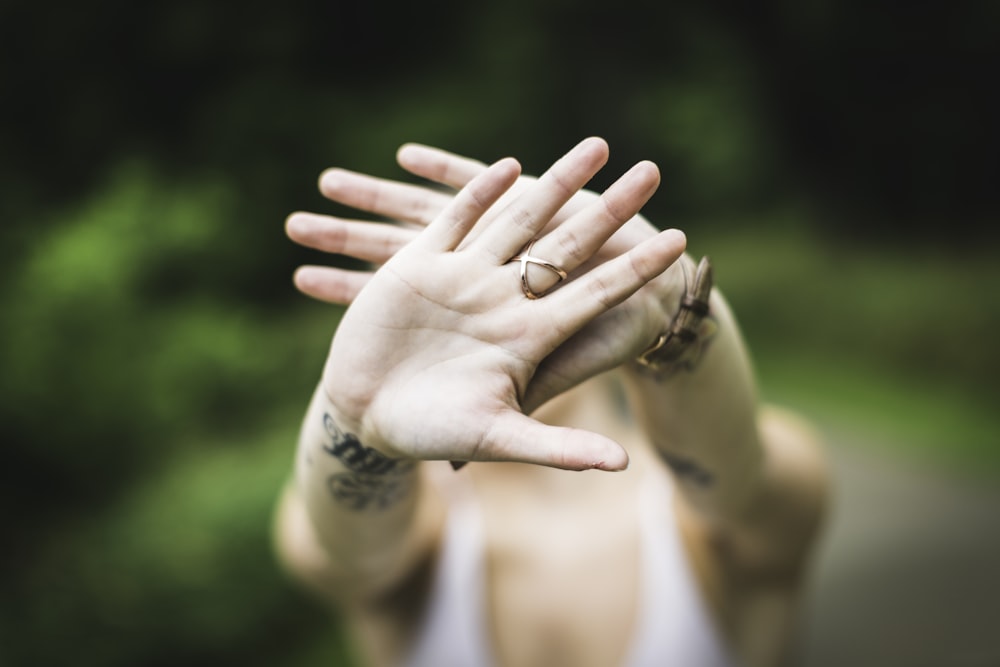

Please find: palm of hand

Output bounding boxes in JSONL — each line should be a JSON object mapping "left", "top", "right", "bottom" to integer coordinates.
{"left": 327, "top": 247, "right": 543, "bottom": 461}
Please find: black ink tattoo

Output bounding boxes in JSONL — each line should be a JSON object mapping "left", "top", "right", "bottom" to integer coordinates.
{"left": 327, "top": 472, "right": 414, "bottom": 511}
{"left": 659, "top": 450, "right": 715, "bottom": 487}
{"left": 321, "top": 412, "right": 415, "bottom": 511}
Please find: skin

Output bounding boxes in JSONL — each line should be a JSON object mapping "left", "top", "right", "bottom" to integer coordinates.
{"left": 275, "top": 138, "right": 829, "bottom": 667}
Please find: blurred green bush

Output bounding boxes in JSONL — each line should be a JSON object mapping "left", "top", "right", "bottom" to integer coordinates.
{"left": 0, "top": 167, "right": 351, "bottom": 665}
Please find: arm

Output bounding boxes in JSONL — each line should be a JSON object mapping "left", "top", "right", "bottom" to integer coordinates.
{"left": 274, "top": 385, "right": 444, "bottom": 603}
{"left": 275, "top": 138, "right": 688, "bottom": 602}
{"left": 621, "top": 260, "right": 827, "bottom": 667}
{"left": 621, "top": 267, "right": 828, "bottom": 568}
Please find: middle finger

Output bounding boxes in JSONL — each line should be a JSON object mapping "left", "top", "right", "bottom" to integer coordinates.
{"left": 472, "top": 137, "right": 610, "bottom": 262}
{"left": 503, "top": 160, "right": 662, "bottom": 299}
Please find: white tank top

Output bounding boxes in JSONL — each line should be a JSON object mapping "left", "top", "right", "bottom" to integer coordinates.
{"left": 400, "top": 467, "right": 736, "bottom": 667}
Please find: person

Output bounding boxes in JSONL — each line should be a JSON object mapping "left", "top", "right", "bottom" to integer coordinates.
{"left": 273, "top": 137, "right": 829, "bottom": 667}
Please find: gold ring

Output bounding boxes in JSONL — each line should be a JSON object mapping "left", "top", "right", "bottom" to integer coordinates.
{"left": 510, "top": 239, "right": 568, "bottom": 299}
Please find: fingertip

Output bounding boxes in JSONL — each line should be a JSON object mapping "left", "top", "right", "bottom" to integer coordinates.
{"left": 285, "top": 211, "right": 309, "bottom": 240}
{"left": 661, "top": 228, "right": 687, "bottom": 253}
{"left": 636, "top": 159, "right": 661, "bottom": 184}
{"left": 291, "top": 265, "right": 314, "bottom": 291}
{"left": 581, "top": 135, "right": 609, "bottom": 154}
{"left": 396, "top": 143, "right": 424, "bottom": 167}
{"left": 564, "top": 432, "right": 630, "bottom": 472}
{"left": 576, "top": 136, "right": 610, "bottom": 167}
{"left": 317, "top": 168, "right": 344, "bottom": 196}
{"left": 293, "top": 265, "right": 335, "bottom": 296}
{"left": 592, "top": 445, "right": 630, "bottom": 472}
{"left": 292, "top": 265, "right": 336, "bottom": 302}
{"left": 469, "top": 156, "right": 520, "bottom": 193}
{"left": 492, "top": 156, "right": 522, "bottom": 178}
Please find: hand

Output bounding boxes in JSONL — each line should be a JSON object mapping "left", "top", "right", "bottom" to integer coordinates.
{"left": 288, "top": 139, "right": 687, "bottom": 413}
{"left": 304, "top": 138, "right": 685, "bottom": 470}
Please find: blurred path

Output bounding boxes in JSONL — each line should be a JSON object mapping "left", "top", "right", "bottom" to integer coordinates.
{"left": 801, "top": 434, "right": 1000, "bottom": 667}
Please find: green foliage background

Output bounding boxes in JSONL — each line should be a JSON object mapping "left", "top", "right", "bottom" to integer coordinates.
{"left": 1, "top": 0, "right": 997, "bottom": 665}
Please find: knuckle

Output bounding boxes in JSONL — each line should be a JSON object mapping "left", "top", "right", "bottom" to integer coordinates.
{"left": 556, "top": 229, "right": 585, "bottom": 262}
{"left": 587, "top": 273, "right": 617, "bottom": 310}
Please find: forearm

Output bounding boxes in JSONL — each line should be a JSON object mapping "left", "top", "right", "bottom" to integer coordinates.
{"left": 286, "top": 383, "right": 441, "bottom": 597}
{"left": 622, "top": 260, "right": 764, "bottom": 523}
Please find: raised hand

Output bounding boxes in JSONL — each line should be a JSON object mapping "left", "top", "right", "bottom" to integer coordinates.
{"left": 288, "top": 139, "right": 687, "bottom": 413}
{"left": 310, "top": 138, "right": 685, "bottom": 471}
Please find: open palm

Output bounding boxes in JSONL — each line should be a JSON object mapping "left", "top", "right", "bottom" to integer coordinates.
{"left": 294, "top": 140, "right": 686, "bottom": 468}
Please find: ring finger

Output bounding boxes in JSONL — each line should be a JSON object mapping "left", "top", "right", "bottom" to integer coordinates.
{"left": 507, "top": 160, "right": 661, "bottom": 299}
{"left": 473, "top": 137, "right": 610, "bottom": 262}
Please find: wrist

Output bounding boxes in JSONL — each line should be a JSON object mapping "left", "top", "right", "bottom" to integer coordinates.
{"left": 318, "top": 376, "right": 366, "bottom": 437}
{"left": 299, "top": 385, "right": 419, "bottom": 513}
{"left": 633, "top": 255, "right": 715, "bottom": 375}
{"left": 635, "top": 253, "right": 694, "bottom": 350}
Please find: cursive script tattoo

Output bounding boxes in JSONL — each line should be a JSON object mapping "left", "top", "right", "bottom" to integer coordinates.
{"left": 659, "top": 450, "right": 715, "bottom": 487}
{"left": 327, "top": 472, "right": 414, "bottom": 511}
{"left": 321, "top": 412, "right": 415, "bottom": 511}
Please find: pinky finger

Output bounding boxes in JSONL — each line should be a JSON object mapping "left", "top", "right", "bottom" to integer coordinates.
{"left": 293, "top": 266, "right": 373, "bottom": 305}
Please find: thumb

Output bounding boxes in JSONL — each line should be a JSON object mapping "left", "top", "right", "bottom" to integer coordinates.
{"left": 472, "top": 410, "right": 629, "bottom": 471}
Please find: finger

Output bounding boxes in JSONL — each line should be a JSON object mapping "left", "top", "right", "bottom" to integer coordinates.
{"left": 318, "top": 168, "right": 452, "bottom": 226}
{"left": 286, "top": 212, "right": 418, "bottom": 263}
{"left": 474, "top": 137, "right": 610, "bottom": 262}
{"left": 506, "top": 160, "right": 661, "bottom": 298}
{"left": 293, "top": 265, "right": 373, "bottom": 305}
{"left": 397, "top": 143, "right": 488, "bottom": 189}
{"left": 470, "top": 410, "right": 628, "bottom": 471}
{"left": 546, "top": 229, "right": 687, "bottom": 333}
{"left": 416, "top": 157, "right": 521, "bottom": 252}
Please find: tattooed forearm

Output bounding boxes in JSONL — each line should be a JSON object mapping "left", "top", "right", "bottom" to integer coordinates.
{"left": 659, "top": 450, "right": 715, "bottom": 487}
{"left": 321, "top": 412, "right": 416, "bottom": 511}
{"left": 327, "top": 472, "right": 414, "bottom": 511}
